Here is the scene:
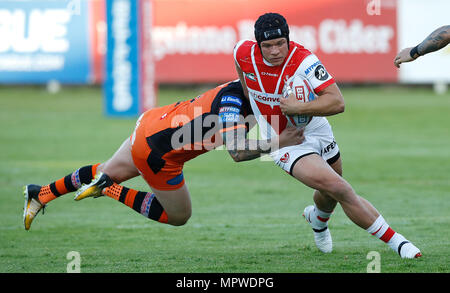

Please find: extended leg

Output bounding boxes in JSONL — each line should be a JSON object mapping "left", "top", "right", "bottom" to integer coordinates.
{"left": 23, "top": 138, "right": 140, "bottom": 231}
{"left": 292, "top": 154, "right": 421, "bottom": 258}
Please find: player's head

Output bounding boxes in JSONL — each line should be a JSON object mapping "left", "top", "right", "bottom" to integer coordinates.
{"left": 254, "top": 13, "right": 290, "bottom": 66}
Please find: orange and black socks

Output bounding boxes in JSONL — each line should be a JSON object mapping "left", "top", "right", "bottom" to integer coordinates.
{"left": 38, "top": 164, "right": 100, "bottom": 205}
{"left": 102, "top": 183, "right": 168, "bottom": 224}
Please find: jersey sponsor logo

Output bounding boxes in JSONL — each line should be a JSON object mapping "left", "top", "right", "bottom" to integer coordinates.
{"left": 249, "top": 90, "right": 280, "bottom": 105}
{"left": 315, "top": 65, "right": 329, "bottom": 81}
{"left": 304, "top": 61, "right": 321, "bottom": 75}
{"left": 261, "top": 72, "right": 278, "bottom": 77}
{"left": 221, "top": 95, "right": 242, "bottom": 106}
{"left": 219, "top": 106, "right": 240, "bottom": 114}
{"left": 219, "top": 112, "right": 240, "bottom": 123}
{"left": 295, "top": 86, "right": 306, "bottom": 102}
{"left": 280, "top": 152, "right": 290, "bottom": 163}
{"left": 244, "top": 72, "right": 256, "bottom": 81}
{"left": 323, "top": 140, "right": 337, "bottom": 154}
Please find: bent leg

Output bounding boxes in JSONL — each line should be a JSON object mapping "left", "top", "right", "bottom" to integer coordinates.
{"left": 151, "top": 184, "right": 192, "bottom": 226}
{"left": 312, "top": 157, "right": 379, "bottom": 218}
{"left": 292, "top": 154, "right": 377, "bottom": 229}
{"left": 312, "top": 157, "right": 341, "bottom": 213}
{"left": 99, "top": 180, "right": 192, "bottom": 226}
{"left": 294, "top": 154, "right": 422, "bottom": 258}
{"left": 100, "top": 114, "right": 193, "bottom": 226}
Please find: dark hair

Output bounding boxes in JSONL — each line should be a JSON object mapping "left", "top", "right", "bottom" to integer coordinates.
{"left": 254, "top": 13, "right": 290, "bottom": 47}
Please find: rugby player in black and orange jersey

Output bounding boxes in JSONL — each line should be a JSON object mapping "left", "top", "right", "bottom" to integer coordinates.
{"left": 23, "top": 81, "right": 304, "bottom": 229}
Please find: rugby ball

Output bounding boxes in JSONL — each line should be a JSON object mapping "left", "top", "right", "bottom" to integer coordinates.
{"left": 282, "top": 75, "right": 315, "bottom": 128}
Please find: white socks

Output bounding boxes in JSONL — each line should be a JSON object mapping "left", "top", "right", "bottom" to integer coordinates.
{"left": 310, "top": 204, "right": 332, "bottom": 230}
{"left": 366, "top": 215, "right": 421, "bottom": 258}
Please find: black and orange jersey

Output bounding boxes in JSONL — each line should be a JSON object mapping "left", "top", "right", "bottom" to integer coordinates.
{"left": 130, "top": 81, "right": 252, "bottom": 190}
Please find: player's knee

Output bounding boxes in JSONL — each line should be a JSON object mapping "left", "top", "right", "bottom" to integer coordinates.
{"left": 95, "top": 163, "right": 123, "bottom": 183}
{"left": 101, "top": 160, "right": 137, "bottom": 184}
{"left": 321, "top": 178, "right": 354, "bottom": 200}
{"left": 167, "top": 210, "right": 192, "bottom": 226}
{"left": 168, "top": 216, "right": 190, "bottom": 226}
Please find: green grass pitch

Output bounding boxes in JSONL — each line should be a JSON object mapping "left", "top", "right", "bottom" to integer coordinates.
{"left": 0, "top": 84, "right": 449, "bottom": 273}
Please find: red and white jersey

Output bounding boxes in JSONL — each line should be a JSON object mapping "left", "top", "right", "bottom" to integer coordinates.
{"left": 234, "top": 40, "right": 335, "bottom": 139}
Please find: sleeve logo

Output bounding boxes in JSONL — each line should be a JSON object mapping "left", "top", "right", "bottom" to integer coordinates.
{"left": 221, "top": 96, "right": 243, "bottom": 106}
{"left": 304, "top": 61, "right": 321, "bottom": 75}
{"left": 315, "top": 65, "right": 329, "bottom": 81}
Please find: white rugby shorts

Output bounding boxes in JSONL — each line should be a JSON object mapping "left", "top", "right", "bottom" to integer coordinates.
{"left": 270, "top": 120, "right": 340, "bottom": 174}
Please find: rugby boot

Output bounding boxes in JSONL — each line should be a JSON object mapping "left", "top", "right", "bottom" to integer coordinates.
{"left": 23, "top": 184, "right": 46, "bottom": 231}
{"left": 74, "top": 172, "right": 113, "bottom": 201}
{"left": 393, "top": 234, "right": 422, "bottom": 259}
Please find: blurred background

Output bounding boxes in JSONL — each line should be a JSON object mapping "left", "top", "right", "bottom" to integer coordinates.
{"left": 0, "top": 0, "right": 448, "bottom": 115}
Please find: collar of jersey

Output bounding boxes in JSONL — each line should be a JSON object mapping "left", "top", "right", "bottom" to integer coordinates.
{"left": 262, "top": 57, "right": 277, "bottom": 67}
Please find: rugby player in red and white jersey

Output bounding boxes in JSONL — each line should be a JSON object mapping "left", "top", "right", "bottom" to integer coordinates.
{"left": 234, "top": 13, "right": 421, "bottom": 258}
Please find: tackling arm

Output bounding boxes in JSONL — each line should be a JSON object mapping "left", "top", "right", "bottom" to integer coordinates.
{"left": 223, "top": 126, "right": 304, "bottom": 162}
{"left": 224, "top": 130, "right": 274, "bottom": 162}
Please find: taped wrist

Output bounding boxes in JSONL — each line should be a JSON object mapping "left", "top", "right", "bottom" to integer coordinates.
{"left": 409, "top": 45, "right": 421, "bottom": 58}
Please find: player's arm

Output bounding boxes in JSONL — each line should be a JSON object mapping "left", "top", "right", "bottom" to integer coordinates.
{"left": 223, "top": 126, "right": 304, "bottom": 162}
{"left": 224, "top": 128, "right": 273, "bottom": 162}
{"left": 280, "top": 83, "right": 345, "bottom": 117}
{"left": 280, "top": 54, "right": 344, "bottom": 117}
{"left": 394, "top": 25, "right": 450, "bottom": 68}
{"left": 235, "top": 61, "right": 249, "bottom": 99}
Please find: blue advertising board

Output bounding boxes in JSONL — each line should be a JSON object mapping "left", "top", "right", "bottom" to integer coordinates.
{"left": 103, "top": 0, "right": 141, "bottom": 117}
{"left": 0, "top": 0, "right": 91, "bottom": 84}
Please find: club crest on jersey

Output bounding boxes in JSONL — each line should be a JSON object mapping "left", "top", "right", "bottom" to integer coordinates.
{"left": 245, "top": 72, "right": 256, "bottom": 82}
{"left": 280, "top": 152, "right": 290, "bottom": 163}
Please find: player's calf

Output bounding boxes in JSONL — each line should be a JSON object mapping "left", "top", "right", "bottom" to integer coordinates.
{"left": 76, "top": 172, "right": 182, "bottom": 225}
{"left": 36, "top": 164, "right": 100, "bottom": 205}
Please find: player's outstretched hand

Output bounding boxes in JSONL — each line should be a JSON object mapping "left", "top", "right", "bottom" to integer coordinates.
{"left": 278, "top": 127, "right": 305, "bottom": 149}
{"left": 394, "top": 47, "right": 416, "bottom": 68}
